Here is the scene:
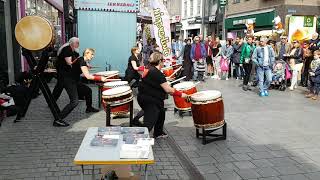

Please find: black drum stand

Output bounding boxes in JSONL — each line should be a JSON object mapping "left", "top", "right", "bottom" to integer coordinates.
{"left": 196, "top": 122, "right": 227, "bottom": 145}
{"left": 105, "top": 100, "right": 133, "bottom": 127}
{"left": 173, "top": 107, "right": 192, "bottom": 117}
{"left": 16, "top": 48, "right": 62, "bottom": 122}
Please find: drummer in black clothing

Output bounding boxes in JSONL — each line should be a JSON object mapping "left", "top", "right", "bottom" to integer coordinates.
{"left": 124, "top": 47, "right": 141, "bottom": 88}
{"left": 52, "top": 37, "right": 80, "bottom": 126}
{"left": 138, "top": 52, "right": 188, "bottom": 138}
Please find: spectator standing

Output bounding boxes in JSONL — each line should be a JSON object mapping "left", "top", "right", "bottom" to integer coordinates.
{"left": 212, "top": 37, "right": 222, "bottom": 79}
{"left": 231, "top": 37, "right": 244, "bottom": 80}
{"left": 288, "top": 40, "right": 304, "bottom": 91}
{"left": 305, "top": 50, "right": 320, "bottom": 100}
{"left": 190, "top": 36, "right": 207, "bottom": 81}
{"left": 275, "top": 36, "right": 291, "bottom": 60}
{"left": 240, "top": 36, "right": 255, "bottom": 91}
{"left": 252, "top": 37, "right": 275, "bottom": 97}
{"left": 205, "top": 36, "right": 214, "bottom": 77}
{"left": 182, "top": 39, "right": 193, "bottom": 81}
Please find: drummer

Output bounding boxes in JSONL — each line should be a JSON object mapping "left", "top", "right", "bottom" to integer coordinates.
{"left": 71, "top": 48, "right": 111, "bottom": 113}
{"left": 138, "top": 52, "right": 188, "bottom": 138}
{"left": 124, "top": 47, "right": 141, "bottom": 88}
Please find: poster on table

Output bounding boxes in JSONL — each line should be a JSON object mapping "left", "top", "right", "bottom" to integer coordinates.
{"left": 288, "top": 16, "right": 317, "bottom": 42}
{"left": 150, "top": 0, "right": 172, "bottom": 61}
{"left": 74, "top": 0, "right": 139, "bottom": 12}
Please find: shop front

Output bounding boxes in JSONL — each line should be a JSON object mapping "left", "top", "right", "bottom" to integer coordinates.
{"left": 225, "top": 9, "right": 275, "bottom": 38}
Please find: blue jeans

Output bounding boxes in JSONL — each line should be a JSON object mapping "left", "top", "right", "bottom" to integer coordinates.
{"left": 257, "top": 66, "right": 272, "bottom": 93}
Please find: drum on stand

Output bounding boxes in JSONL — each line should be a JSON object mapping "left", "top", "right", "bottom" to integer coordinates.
{"left": 15, "top": 16, "right": 55, "bottom": 51}
{"left": 190, "top": 90, "right": 225, "bottom": 129}
{"left": 173, "top": 82, "right": 197, "bottom": 111}
{"left": 94, "top": 71, "right": 119, "bottom": 79}
{"left": 102, "top": 86, "right": 133, "bottom": 107}
{"left": 162, "top": 66, "right": 174, "bottom": 78}
{"left": 102, "top": 81, "right": 130, "bottom": 116}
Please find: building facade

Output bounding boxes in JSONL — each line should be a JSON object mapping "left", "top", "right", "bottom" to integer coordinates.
{"left": 225, "top": 0, "right": 320, "bottom": 38}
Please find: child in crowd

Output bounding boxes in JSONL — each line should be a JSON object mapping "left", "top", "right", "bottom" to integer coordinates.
{"left": 272, "top": 61, "right": 285, "bottom": 84}
{"left": 306, "top": 50, "right": 320, "bottom": 100}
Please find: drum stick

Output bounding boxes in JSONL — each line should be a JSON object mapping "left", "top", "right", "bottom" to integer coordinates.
{"left": 194, "top": 82, "right": 201, "bottom": 86}
{"left": 168, "top": 76, "right": 186, "bottom": 85}
{"left": 168, "top": 66, "right": 182, "bottom": 78}
{"left": 105, "top": 78, "right": 121, "bottom": 81}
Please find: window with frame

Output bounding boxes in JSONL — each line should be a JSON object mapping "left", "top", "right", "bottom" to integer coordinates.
{"left": 190, "top": 0, "right": 194, "bottom": 16}
{"left": 184, "top": 0, "right": 187, "bottom": 17}
{"left": 197, "top": 0, "right": 201, "bottom": 15}
{"left": 233, "top": 0, "right": 240, "bottom": 3}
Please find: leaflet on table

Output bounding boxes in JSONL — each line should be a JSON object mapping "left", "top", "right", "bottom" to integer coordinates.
{"left": 98, "top": 127, "right": 121, "bottom": 135}
{"left": 123, "top": 134, "right": 149, "bottom": 144}
{"left": 90, "top": 135, "right": 119, "bottom": 147}
{"left": 136, "top": 138, "right": 155, "bottom": 146}
{"left": 121, "top": 127, "right": 145, "bottom": 134}
{"left": 120, "top": 144, "right": 150, "bottom": 159}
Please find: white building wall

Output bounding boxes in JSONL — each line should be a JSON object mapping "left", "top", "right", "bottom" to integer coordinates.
{"left": 181, "top": 0, "right": 203, "bottom": 39}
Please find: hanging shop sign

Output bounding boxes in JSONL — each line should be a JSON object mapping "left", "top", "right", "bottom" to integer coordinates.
{"left": 75, "top": 0, "right": 140, "bottom": 13}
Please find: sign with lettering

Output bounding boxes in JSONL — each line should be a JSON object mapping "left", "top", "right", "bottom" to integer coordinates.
{"left": 304, "top": 16, "right": 314, "bottom": 27}
{"left": 288, "top": 16, "right": 317, "bottom": 42}
{"left": 233, "top": 18, "right": 256, "bottom": 26}
{"left": 75, "top": 0, "right": 140, "bottom": 13}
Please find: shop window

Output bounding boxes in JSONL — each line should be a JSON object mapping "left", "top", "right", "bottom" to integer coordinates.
{"left": 190, "top": 0, "right": 193, "bottom": 16}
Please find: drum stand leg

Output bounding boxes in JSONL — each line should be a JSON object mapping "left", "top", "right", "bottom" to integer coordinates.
{"left": 106, "top": 104, "right": 111, "bottom": 126}
{"left": 196, "top": 123, "right": 227, "bottom": 145}
{"left": 129, "top": 100, "right": 133, "bottom": 127}
{"left": 174, "top": 108, "right": 192, "bottom": 118}
{"left": 17, "top": 49, "right": 62, "bottom": 123}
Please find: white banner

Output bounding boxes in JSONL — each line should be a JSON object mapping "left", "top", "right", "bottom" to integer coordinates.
{"left": 150, "top": 0, "right": 172, "bottom": 60}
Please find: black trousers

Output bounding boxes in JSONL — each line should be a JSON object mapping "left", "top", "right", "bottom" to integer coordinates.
{"left": 137, "top": 94, "right": 165, "bottom": 136}
{"left": 53, "top": 77, "right": 79, "bottom": 119}
{"left": 243, "top": 63, "right": 252, "bottom": 86}
{"left": 77, "top": 82, "right": 93, "bottom": 108}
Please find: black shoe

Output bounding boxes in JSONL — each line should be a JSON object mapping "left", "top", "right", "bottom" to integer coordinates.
{"left": 131, "top": 120, "right": 143, "bottom": 127}
{"left": 53, "top": 120, "right": 69, "bottom": 127}
{"left": 154, "top": 132, "right": 168, "bottom": 139}
{"left": 86, "top": 107, "right": 99, "bottom": 113}
{"left": 242, "top": 85, "right": 248, "bottom": 91}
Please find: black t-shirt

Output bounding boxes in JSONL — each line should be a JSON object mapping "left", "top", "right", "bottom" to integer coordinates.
{"left": 71, "top": 57, "right": 88, "bottom": 81}
{"left": 126, "top": 55, "right": 140, "bottom": 73}
{"left": 212, "top": 44, "right": 221, "bottom": 57}
{"left": 138, "top": 66, "right": 167, "bottom": 102}
{"left": 56, "top": 45, "right": 75, "bottom": 76}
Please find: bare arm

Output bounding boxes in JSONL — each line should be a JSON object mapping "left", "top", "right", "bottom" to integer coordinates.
{"left": 131, "top": 61, "right": 139, "bottom": 71}
{"left": 160, "top": 82, "right": 175, "bottom": 94}
{"left": 81, "top": 66, "right": 95, "bottom": 80}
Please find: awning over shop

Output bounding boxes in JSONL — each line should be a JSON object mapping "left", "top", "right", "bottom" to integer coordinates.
{"left": 137, "top": 7, "right": 152, "bottom": 24}
{"left": 253, "top": 30, "right": 275, "bottom": 37}
{"left": 225, "top": 10, "right": 275, "bottom": 30}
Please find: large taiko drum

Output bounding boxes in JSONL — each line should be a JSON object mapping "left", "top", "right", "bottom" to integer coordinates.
{"left": 15, "top": 16, "right": 55, "bottom": 51}
{"left": 94, "top": 71, "right": 119, "bottom": 79}
{"left": 102, "top": 81, "right": 130, "bottom": 115}
{"left": 162, "top": 66, "right": 174, "bottom": 77}
{"left": 173, "top": 82, "right": 197, "bottom": 110}
{"left": 190, "top": 90, "right": 224, "bottom": 129}
{"left": 102, "top": 86, "right": 133, "bottom": 108}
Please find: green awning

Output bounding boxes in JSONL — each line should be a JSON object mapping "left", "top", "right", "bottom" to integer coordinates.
{"left": 225, "top": 11, "right": 275, "bottom": 30}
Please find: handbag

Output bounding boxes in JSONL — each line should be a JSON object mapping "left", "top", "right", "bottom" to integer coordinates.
{"left": 285, "top": 64, "right": 292, "bottom": 80}
{"left": 220, "top": 56, "right": 229, "bottom": 71}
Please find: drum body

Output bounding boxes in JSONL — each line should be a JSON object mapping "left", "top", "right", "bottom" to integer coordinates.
{"left": 173, "top": 82, "right": 197, "bottom": 110}
{"left": 102, "top": 81, "right": 130, "bottom": 115}
{"left": 15, "top": 16, "right": 55, "bottom": 51}
{"left": 190, "top": 90, "right": 224, "bottom": 129}
{"left": 162, "top": 67, "right": 174, "bottom": 77}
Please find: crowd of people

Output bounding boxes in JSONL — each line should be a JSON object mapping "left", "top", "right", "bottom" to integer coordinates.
{"left": 160, "top": 33, "right": 320, "bottom": 98}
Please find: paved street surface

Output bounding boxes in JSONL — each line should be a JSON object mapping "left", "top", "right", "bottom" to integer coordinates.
{"left": 0, "top": 78, "right": 320, "bottom": 180}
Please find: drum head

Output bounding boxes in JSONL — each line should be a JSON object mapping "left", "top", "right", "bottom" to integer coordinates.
{"left": 15, "top": 16, "right": 53, "bottom": 51}
{"left": 190, "top": 90, "right": 221, "bottom": 102}
{"left": 161, "top": 66, "right": 173, "bottom": 70}
{"left": 95, "top": 71, "right": 119, "bottom": 76}
{"left": 103, "top": 81, "right": 128, "bottom": 87}
{"left": 173, "top": 82, "right": 195, "bottom": 90}
{"left": 102, "top": 86, "right": 131, "bottom": 96}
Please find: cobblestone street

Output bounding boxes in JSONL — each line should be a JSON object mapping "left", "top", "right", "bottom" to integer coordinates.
{"left": 1, "top": 78, "right": 320, "bottom": 180}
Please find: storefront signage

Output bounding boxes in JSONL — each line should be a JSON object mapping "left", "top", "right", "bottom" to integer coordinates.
{"left": 233, "top": 18, "right": 256, "bottom": 26}
{"left": 288, "top": 15, "right": 317, "bottom": 42}
{"left": 304, "top": 16, "right": 314, "bottom": 27}
{"left": 209, "top": 15, "right": 216, "bottom": 22}
{"left": 75, "top": 0, "right": 140, "bottom": 13}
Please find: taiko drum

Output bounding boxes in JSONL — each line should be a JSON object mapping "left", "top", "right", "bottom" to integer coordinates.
{"left": 162, "top": 66, "right": 174, "bottom": 78}
{"left": 190, "top": 90, "right": 225, "bottom": 129}
{"left": 102, "top": 81, "right": 130, "bottom": 115}
{"left": 173, "top": 82, "right": 197, "bottom": 110}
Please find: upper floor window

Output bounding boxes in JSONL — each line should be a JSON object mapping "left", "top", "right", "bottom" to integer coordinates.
{"left": 233, "top": 0, "right": 240, "bottom": 3}
{"left": 190, "top": 0, "right": 194, "bottom": 16}
{"left": 197, "top": 0, "right": 201, "bottom": 15}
